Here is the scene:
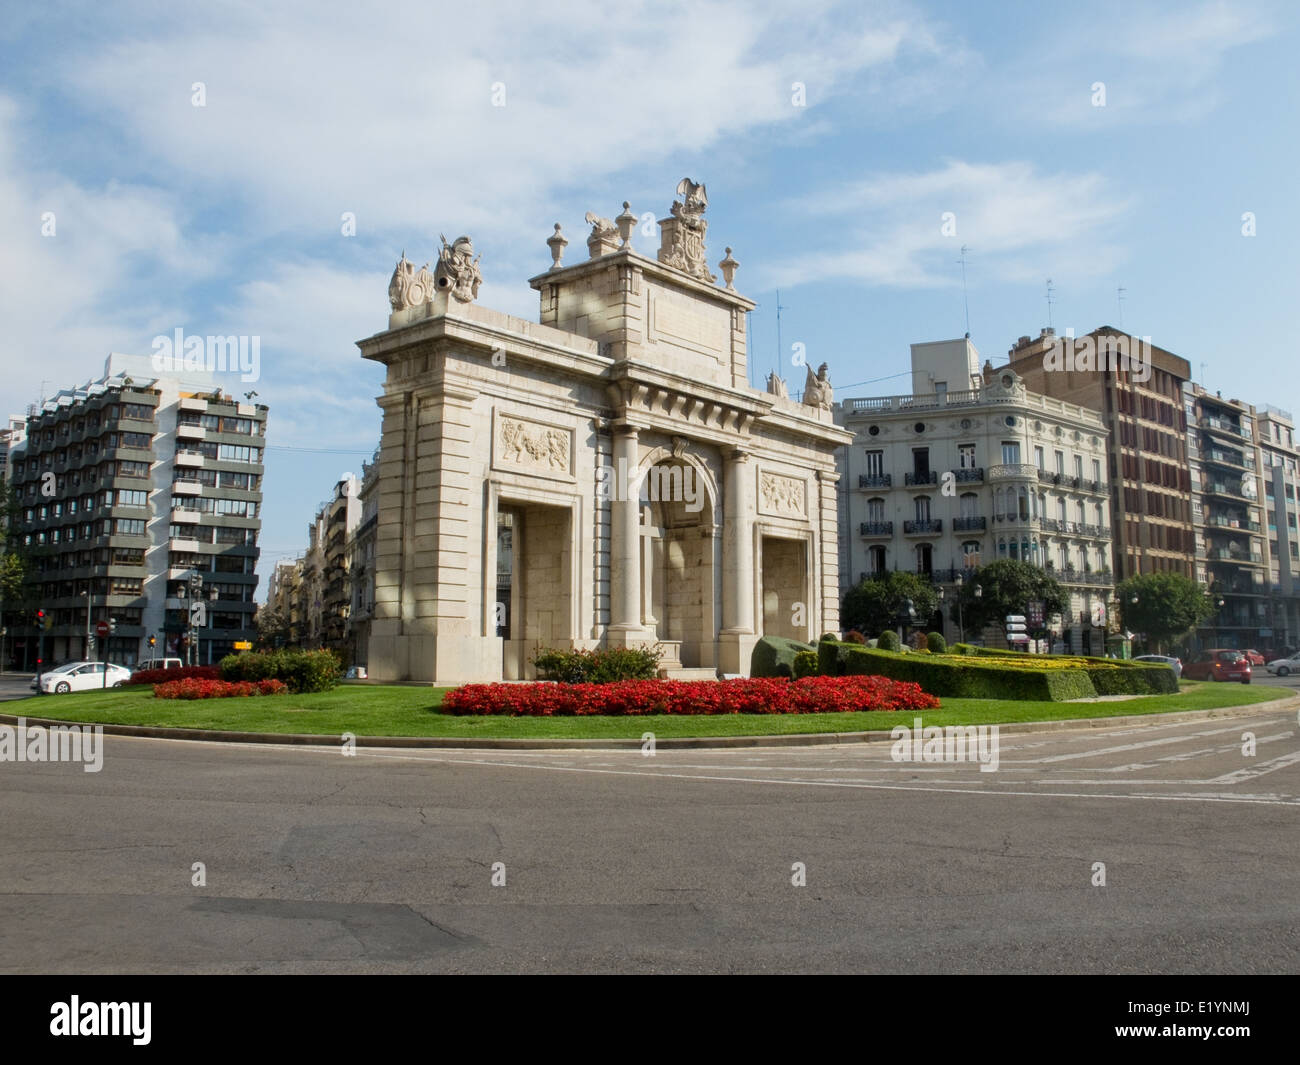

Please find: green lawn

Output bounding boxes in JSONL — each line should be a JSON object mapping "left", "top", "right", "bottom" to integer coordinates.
{"left": 4, "top": 679, "right": 1290, "bottom": 740}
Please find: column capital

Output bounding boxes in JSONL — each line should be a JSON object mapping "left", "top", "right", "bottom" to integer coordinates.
{"left": 725, "top": 447, "right": 751, "bottom": 465}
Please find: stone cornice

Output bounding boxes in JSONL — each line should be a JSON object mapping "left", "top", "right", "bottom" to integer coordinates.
{"left": 528, "top": 247, "right": 756, "bottom": 313}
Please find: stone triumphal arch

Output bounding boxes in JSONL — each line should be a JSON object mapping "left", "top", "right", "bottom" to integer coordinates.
{"left": 357, "top": 180, "right": 851, "bottom": 683}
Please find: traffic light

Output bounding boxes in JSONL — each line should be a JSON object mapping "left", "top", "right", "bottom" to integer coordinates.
{"left": 148, "top": 635, "right": 157, "bottom": 649}
{"left": 109, "top": 619, "right": 117, "bottom": 635}
{"left": 35, "top": 609, "right": 44, "bottom": 627}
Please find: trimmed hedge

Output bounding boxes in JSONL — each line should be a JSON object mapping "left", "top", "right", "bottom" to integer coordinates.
{"left": 926, "top": 631, "right": 947, "bottom": 654}
{"left": 877, "top": 630, "right": 900, "bottom": 652}
{"left": 951, "top": 644, "right": 1177, "bottom": 695}
{"left": 219, "top": 648, "right": 341, "bottom": 693}
{"left": 792, "top": 650, "right": 819, "bottom": 679}
{"left": 817, "top": 642, "right": 1097, "bottom": 701}
{"left": 532, "top": 646, "right": 661, "bottom": 683}
{"left": 751, "top": 636, "right": 816, "bottom": 679}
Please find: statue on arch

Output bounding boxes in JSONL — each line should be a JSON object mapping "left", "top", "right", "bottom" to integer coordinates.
{"left": 802, "top": 363, "right": 833, "bottom": 411}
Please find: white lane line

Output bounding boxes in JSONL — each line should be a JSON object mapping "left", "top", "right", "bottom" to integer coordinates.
{"left": 352, "top": 749, "right": 1300, "bottom": 807}
{"left": 1008, "top": 723, "right": 1263, "bottom": 764}
{"left": 1208, "top": 748, "right": 1300, "bottom": 784}
{"left": 1099, "top": 732, "right": 1295, "bottom": 772}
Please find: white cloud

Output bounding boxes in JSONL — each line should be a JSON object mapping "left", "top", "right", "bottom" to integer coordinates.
{"left": 770, "top": 160, "right": 1132, "bottom": 290}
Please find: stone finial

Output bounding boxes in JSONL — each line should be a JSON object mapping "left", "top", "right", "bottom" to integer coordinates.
{"left": 765, "top": 371, "right": 787, "bottom": 398}
{"left": 546, "top": 223, "right": 568, "bottom": 270}
{"left": 802, "top": 362, "right": 833, "bottom": 411}
{"left": 434, "top": 234, "right": 483, "bottom": 303}
{"left": 657, "top": 177, "right": 716, "bottom": 283}
{"left": 616, "top": 202, "right": 637, "bottom": 248}
{"left": 719, "top": 247, "right": 739, "bottom": 289}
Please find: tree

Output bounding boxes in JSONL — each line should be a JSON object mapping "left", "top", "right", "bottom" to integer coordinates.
{"left": 956, "top": 559, "right": 1067, "bottom": 641}
{"left": 255, "top": 607, "right": 290, "bottom": 650}
{"left": 842, "top": 571, "right": 938, "bottom": 638}
{"left": 1116, "top": 572, "right": 1213, "bottom": 653}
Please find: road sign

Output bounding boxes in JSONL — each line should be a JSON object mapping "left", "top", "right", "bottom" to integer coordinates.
{"left": 233, "top": 641, "right": 253, "bottom": 651}
{"left": 189, "top": 601, "right": 207, "bottom": 627}
{"left": 95, "top": 620, "right": 110, "bottom": 638}
{"left": 87, "top": 635, "right": 95, "bottom": 651}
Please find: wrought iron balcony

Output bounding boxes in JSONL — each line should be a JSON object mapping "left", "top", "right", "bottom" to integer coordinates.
{"left": 952, "top": 467, "right": 984, "bottom": 483}
{"left": 904, "top": 471, "right": 938, "bottom": 487}
{"left": 903, "top": 519, "right": 942, "bottom": 534}
{"left": 858, "top": 473, "right": 892, "bottom": 489}
{"left": 952, "top": 516, "right": 987, "bottom": 531}
{"left": 989, "top": 463, "right": 1038, "bottom": 481}
{"left": 859, "top": 521, "right": 893, "bottom": 537}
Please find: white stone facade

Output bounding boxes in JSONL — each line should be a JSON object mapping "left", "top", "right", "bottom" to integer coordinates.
{"left": 358, "top": 182, "right": 851, "bottom": 684}
{"left": 836, "top": 340, "right": 1115, "bottom": 653}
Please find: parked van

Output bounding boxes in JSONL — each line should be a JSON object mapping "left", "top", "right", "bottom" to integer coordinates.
{"left": 135, "top": 657, "right": 183, "bottom": 672}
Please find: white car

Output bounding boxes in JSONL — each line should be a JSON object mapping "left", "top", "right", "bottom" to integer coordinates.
{"left": 1265, "top": 653, "right": 1300, "bottom": 677}
{"left": 31, "top": 661, "right": 133, "bottom": 694}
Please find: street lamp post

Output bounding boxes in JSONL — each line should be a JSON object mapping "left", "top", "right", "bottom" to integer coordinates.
{"left": 897, "top": 597, "right": 917, "bottom": 647}
{"left": 954, "top": 573, "right": 965, "bottom": 643}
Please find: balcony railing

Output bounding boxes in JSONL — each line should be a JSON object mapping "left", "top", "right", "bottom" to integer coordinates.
{"left": 858, "top": 473, "right": 892, "bottom": 489}
{"left": 952, "top": 516, "right": 987, "bottom": 531}
{"left": 859, "top": 521, "right": 893, "bottom": 537}
{"left": 903, "top": 519, "right": 942, "bottom": 534}
{"left": 904, "top": 471, "right": 937, "bottom": 487}
{"left": 989, "top": 463, "right": 1038, "bottom": 481}
{"left": 952, "top": 467, "right": 984, "bottom": 483}
{"left": 1200, "top": 416, "right": 1250, "bottom": 440}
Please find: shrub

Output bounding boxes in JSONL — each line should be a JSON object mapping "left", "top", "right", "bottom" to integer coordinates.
{"left": 219, "top": 649, "right": 341, "bottom": 692}
{"left": 751, "top": 636, "right": 816, "bottom": 678}
{"left": 792, "top": 650, "right": 819, "bottom": 679}
{"left": 154, "top": 677, "right": 288, "bottom": 700}
{"left": 443, "top": 674, "right": 939, "bottom": 716}
{"left": 126, "top": 665, "right": 220, "bottom": 686}
{"left": 819, "top": 632, "right": 839, "bottom": 643}
{"left": 818, "top": 642, "right": 1097, "bottom": 701}
{"left": 530, "top": 646, "right": 662, "bottom": 683}
{"left": 843, "top": 630, "right": 867, "bottom": 645}
{"left": 877, "top": 630, "right": 900, "bottom": 652}
{"left": 953, "top": 646, "right": 1177, "bottom": 695}
{"left": 926, "top": 631, "right": 947, "bottom": 654}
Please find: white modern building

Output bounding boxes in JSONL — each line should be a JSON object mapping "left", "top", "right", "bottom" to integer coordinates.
{"left": 836, "top": 338, "right": 1115, "bottom": 652}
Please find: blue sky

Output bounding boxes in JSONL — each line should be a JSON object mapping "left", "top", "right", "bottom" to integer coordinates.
{"left": 2, "top": 0, "right": 1296, "bottom": 591}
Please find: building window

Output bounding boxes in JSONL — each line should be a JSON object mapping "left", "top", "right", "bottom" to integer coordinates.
{"left": 867, "top": 497, "right": 885, "bottom": 523}
{"left": 958, "top": 444, "right": 976, "bottom": 469}
{"left": 868, "top": 545, "right": 886, "bottom": 575}
{"left": 960, "top": 492, "right": 978, "bottom": 519}
{"left": 1002, "top": 441, "right": 1021, "bottom": 465}
{"left": 915, "top": 544, "right": 933, "bottom": 575}
{"left": 1092, "top": 458, "right": 1101, "bottom": 482}
{"left": 962, "top": 541, "right": 980, "bottom": 568}
{"left": 1054, "top": 449, "right": 1065, "bottom": 475}
{"left": 864, "top": 450, "right": 884, "bottom": 477}
{"left": 1034, "top": 446, "right": 1045, "bottom": 470}
{"left": 915, "top": 496, "right": 931, "bottom": 522}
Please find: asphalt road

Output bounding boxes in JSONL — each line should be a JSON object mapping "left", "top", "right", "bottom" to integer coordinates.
{"left": 2, "top": 698, "right": 1299, "bottom": 973}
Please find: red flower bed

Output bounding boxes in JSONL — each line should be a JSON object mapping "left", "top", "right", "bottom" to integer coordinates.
{"left": 444, "top": 674, "right": 939, "bottom": 716}
{"left": 127, "top": 666, "right": 221, "bottom": 686}
{"left": 153, "top": 677, "right": 289, "bottom": 700}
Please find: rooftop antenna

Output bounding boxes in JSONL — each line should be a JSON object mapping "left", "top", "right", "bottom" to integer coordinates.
{"left": 38, "top": 379, "right": 51, "bottom": 403}
{"left": 958, "top": 245, "right": 971, "bottom": 337}
{"left": 1045, "top": 279, "right": 1055, "bottom": 330}
{"left": 774, "top": 288, "right": 785, "bottom": 381}
{"left": 1117, "top": 286, "right": 1126, "bottom": 331}
{"left": 1200, "top": 361, "right": 1207, "bottom": 386}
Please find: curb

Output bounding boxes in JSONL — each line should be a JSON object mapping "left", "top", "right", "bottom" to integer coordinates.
{"left": 1, "top": 693, "right": 1296, "bottom": 751}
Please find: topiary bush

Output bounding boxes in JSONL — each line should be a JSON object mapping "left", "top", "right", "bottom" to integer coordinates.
{"left": 843, "top": 630, "right": 867, "bottom": 645}
{"left": 926, "top": 631, "right": 947, "bottom": 654}
{"left": 792, "top": 650, "right": 819, "bottom": 679}
{"left": 819, "top": 632, "right": 839, "bottom": 643}
{"left": 877, "top": 630, "right": 901, "bottom": 652}
{"left": 220, "top": 648, "right": 341, "bottom": 692}
{"left": 531, "top": 646, "right": 663, "bottom": 683}
{"left": 751, "top": 635, "right": 817, "bottom": 679}
{"left": 817, "top": 642, "right": 1097, "bottom": 701}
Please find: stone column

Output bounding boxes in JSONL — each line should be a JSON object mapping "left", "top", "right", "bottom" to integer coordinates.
{"left": 722, "top": 448, "right": 755, "bottom": 635}
{"left": 608, "top": 425, "right": 643, "bottom": 636}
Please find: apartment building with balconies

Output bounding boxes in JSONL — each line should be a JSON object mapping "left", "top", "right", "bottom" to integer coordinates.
{"left": 7, "top": 354, "right": 264, "bottom": 667}
{"left": 1184, "top": 384, "right": 1285, "bottom": 651}
{"left": 1004, "top": 326, "right": 1195, "bottom": 581}
{"left": 346, "top": 450, "right": 380, "bottom": 668}
{"left": 1256, "top": 406, "right": 1300, "bottom": 651}
{"left": 836, "top": 338, "right": 1114, "bottom": 652}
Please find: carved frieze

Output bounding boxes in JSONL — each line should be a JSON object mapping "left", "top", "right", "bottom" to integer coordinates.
{"left": 758, "top": 470, "right": 806, "bottom": 518}
{"left": 494, "top": 413, "right": 573, "bottom": 479}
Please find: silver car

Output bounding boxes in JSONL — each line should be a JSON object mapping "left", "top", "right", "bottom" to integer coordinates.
{"left": 1265, "top": 653, "right": 1300, "bottom": 677}
{"left": 1134, "top": 654, "right": 1183, "bottom": 679}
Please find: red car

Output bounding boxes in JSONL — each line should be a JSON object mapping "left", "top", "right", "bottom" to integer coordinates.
{"left": 1241, "top": 649, "right": 1266, "bottom": 666}
{"left": 1183, "top": 649, "right": 1252, "bottom": 684}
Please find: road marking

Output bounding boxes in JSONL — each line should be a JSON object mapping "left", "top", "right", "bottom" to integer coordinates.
{"left": 1209, "top": 748, "right": 1300, "bottom": 784}
{"left": 350, "top": 749, "right": 1300, "bottom": 807}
